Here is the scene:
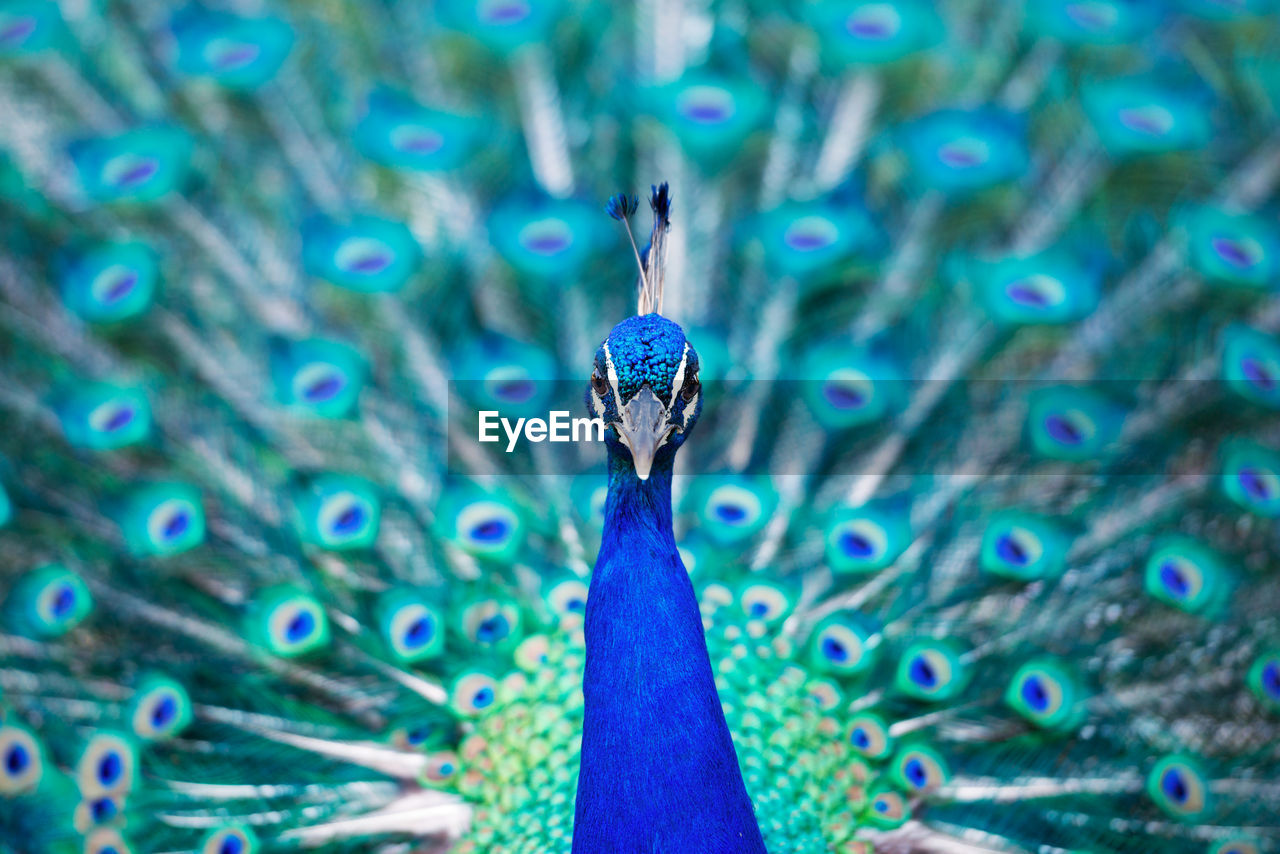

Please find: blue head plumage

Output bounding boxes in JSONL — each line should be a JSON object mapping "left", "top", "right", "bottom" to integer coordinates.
{"left": 586, "top": 184, "right": 703, "bottom": 480}
{"left": 586, "top": 313, "right": 702, "bottom": 480}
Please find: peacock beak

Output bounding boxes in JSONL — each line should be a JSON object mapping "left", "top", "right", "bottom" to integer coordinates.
{"left": 613, "top": 385, "right": 675, "bottom": 481}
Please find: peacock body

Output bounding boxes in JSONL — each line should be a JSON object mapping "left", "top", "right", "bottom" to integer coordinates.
{"left": 1, "top": 1, "right": 1280, "bottom": 853}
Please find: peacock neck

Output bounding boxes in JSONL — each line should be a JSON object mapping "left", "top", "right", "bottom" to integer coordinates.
{"left": 597, "top": 452, "right": 676, "bottom": 561}
{"left": 573, "top": 450, "right": 766, "bottom": 853}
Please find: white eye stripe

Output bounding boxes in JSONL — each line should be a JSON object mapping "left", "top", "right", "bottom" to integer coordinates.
{"left": 671, "top": 342, "right": 690, "bottom": 402}
{"left": 601, "top": 343, "right": 622, "bottom": 400}
{"left": 681, "top": 391, "right": 698, "bottom": 429}
{"left": 590, "top": 388, "right": 605, "bottom": 420}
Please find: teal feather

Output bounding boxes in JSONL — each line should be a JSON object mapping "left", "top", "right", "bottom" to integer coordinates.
{"left": 0, "top": 1, "right": 1278, "bottom": 852}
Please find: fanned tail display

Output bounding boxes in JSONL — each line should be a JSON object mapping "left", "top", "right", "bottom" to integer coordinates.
{"left": 1, "top": 1, "right": 1280, "bottom": 853}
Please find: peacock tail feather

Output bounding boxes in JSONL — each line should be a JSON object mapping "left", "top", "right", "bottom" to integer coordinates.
{"left": 1, "top": 0, "right": 1280, "bottom": 852}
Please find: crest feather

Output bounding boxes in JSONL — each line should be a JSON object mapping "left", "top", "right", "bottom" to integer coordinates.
{"left": 641, "top": 183, "right": 672, "bottom": 316}
{"left": 603, "top": 183, "right": 672, "bottom": 316}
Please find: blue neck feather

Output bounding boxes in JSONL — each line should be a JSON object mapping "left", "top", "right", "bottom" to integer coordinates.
{"left": 573, "top": 453, "right": 766, "bottom": 853}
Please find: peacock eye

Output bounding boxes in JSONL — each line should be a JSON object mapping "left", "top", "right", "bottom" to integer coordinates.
{"left": 590, "top": 370, "right": 608, "bottom": 396}
{"left": 681, "top": 368, "right": 700, "bottom": 402}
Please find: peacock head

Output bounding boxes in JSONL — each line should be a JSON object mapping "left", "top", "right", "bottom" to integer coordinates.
{"left": 589, "top": 184, "right": 702, "bottom": 480}
{"left": 587, "top": 313, "right": 702, "bottom": 480}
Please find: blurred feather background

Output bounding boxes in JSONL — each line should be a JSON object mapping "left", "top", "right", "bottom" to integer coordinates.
{"left": 2, "top": 0, "right": 1280, "bottom": 852}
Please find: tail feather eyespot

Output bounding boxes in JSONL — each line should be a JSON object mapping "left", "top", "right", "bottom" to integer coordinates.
{"left": 250, "top": 587, "right": 330, "bottom": 658}
{"left": 200, "top": 825, "right": 259, "bottom": 854}
{"left": 896, "top": 640, "right": 968, "bottom": 702}
{"left": 1208, "top": 836, "right": 1262, "bottom": 854}
{"left": 7, "top": 565, "right": 93, "bottom": 638}
{"left": 1147, "top": 754, "right": 1211, "bottom": 819}
{"left": 1144, "top": 537, "right": 1231, "bottom": 616}
{"left": 810, "top": 615, "right": 879, "bottom": 676}
{"left": 0, "top": 725, "right": 44, "bottom": 795}
{"left": 1222, "top": 326, "right": 1280, "bottom": 408}
{"left": 451, "top": 672, "right": 501, "bottom": 718}
{"left": 862, "top": 782, "right": 910, "bottom": 829}
{"left": 70, "top": 128, "right": 193, "bottom": 204}
{"left": 825, "top": 503, "right": 910, "bottom": 574}
{"left": 737, "top": 581, "right": 795, "bottom": 625}
{"left": 128, "top": 676, "right": 192, "bottom": 741}
{"left": 656, "top": 73, "right": 768, "bottom": 160}
{"left": 898, "top": 108, "right": 1027, "bottom": 193}
{"left": 84, "top": 828, "right": 134, "bottom": 854}
{"left": 1248, "top": 649, "right": 1280, "bottom": 710}
{"left": 1005, "top": 659, "right": 1086, "bottom": 731}
{"left": 115, "top": 483, "right": 205, "bottom": 558}
{"left": 171, "top": 9, "right": 293, "bottom": 90}
{"left": 271, "top": 338, "right": 367, "bottom": 418}
{"left": 1083, "top": 78, "right": 1211, "bottom": 156}
{"left": 354, "top": 89, "right": 482, "bottom": 171}
{"left": 1025, "top": 386, "right": 1125, "bottom": 461}
{"left": 695, "top": 477, "right": 777, "bottom": 546}
{"left": 846, "top": 712, "right": 894, "bottom": 761}
{"left": 420, "top": 751, "right": 461, "bottom": 787}
{"left": 490, "top": 198, "right": 605, "bottom": 278}
{"left": 58, "top": 242, "right": 158, "bottom": 323}
{"left": 379, "top": 590, "right": 445, "bottom": 663}
{"left": 1221, "top": 440, "right": 1280, "bottom": 517}
{"left": 291, "top": 474, "right": 381, "bottom": 550}
{"left": 1179, "top": 205, "right": 1279, "bottom": 290}
{"left": 303, "top": 215, "right": 420, "bottom": 293}
{"left": 460, "top": 597, "right": 522, "bottom": 650}
{"left": 890, "top": 742, "right": 950, "bottom": 793}
{"left": 980, "top": 512, "right": 1070, "bottom": 581}
{"left": 805, "top": 0, "right": 941, "bottom": 64}
{"left": 75, "top": 733, "right": 137, "bottom": 799}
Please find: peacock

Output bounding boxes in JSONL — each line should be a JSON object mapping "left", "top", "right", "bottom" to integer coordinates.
{"left": 3, "top": 0, "right": 1280, "bottom": 852}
